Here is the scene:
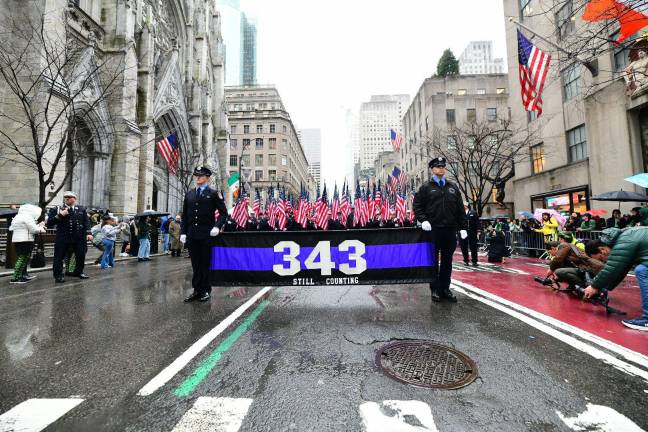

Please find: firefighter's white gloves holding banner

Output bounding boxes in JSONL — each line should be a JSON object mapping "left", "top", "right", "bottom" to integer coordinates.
{"left": 180, "top": 234, "right": 187, "bottom": 244}
{"left": 421, "top": 221, "right": 432, "bottom": 232}
{"left": 210, "top": 227, "right": 220, "bottom": 237}
{"left": 460, "top": 230, "right": 468, "bottom": 240}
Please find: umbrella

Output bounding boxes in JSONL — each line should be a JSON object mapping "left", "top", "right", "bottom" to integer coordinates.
{"left": 587, "top": 209, "right": 608, "bottom": 217}
{"left": 625, "top": 173, "right": 648, "bottom": 189}
{"left": 0, "top": 208, "right": 18, "bottom": 218}
{"left": 134, "top": 210, "right": 170, "bottom": 218}
{"left": 591, "top": 190, "right": 648, "bottom": 202}
{"left": 534, "top": 208, "right": 567, "bottom": 227}
{"left": 518, "top": 211, "right": 534, "bottom": 218}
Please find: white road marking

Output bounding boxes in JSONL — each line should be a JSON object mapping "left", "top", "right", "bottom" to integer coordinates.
{"left": 170, "top": 397, "right": 252, "bottom": 432}
{"left": 451, "top": 281, "right": 648, "bottom": 383}
{"left": 0, "top": 398, "right": 84, "bottom": 432}
{"left": 557, "top": 403, "right": 645, "bottom": 432}
{"left": 138, "top": 286, "right": 274, "bottom": 396}
{"left": 359, "top": 400, "right": 439, "bottom": 432}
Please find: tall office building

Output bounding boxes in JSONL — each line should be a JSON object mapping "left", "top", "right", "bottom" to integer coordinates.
{"left": 240, "top": 12, "right": 257, "bottom": 86}
{"left": 299, "top": 129, "right": 322, "bottom": 187}
{"left": 458, "top": 41, "right": 504, "bottom": 75}
{"left": 219, "top": 0, "right": 242, "bottom": 86}
{"left": 358, "top": 95, "right": 410, "bottom": 171}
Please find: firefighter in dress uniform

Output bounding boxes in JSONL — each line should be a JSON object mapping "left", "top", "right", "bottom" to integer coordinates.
{"left": 46, "top": 191, "right": 92, "bottom": 283}
{"left": 181, "top": 166, "right": 228, "bottom": 302}
{"left": 413, "top": 158, "right": 468, "bottom": 302}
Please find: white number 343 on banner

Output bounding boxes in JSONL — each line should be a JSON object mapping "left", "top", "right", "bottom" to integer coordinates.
{"left": 273, "top": 240, "right": 367, "bottom": 276}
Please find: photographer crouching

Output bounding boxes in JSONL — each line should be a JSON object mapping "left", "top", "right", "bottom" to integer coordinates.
{"left": 584, "top": 227, "right": 648, "bottom": 331}
{"left": 542, "top": 233, "right": 603, "bottom": 289}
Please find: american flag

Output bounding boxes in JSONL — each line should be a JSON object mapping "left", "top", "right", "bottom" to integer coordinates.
{"left": 156, "top": 132, "right": 180, "bottom": 175}
{"left": 367, "top": 186, "right": 376, "bottom": 219}
{"left": 232, "top": 193, "right": 249, "bottom": 228}
{"left": 517, "top": 30, "right": 551, "bottom": 116}
{"left": 391, "top": 166, "right": 407, "bottom": 187}
{"left": 390, "top": 129, "right": 403, "bottom": 151}
{"left": 375, "top": 181, "right": 382, "bottom": 215}
{"left": 380, "top": 194, "right": 391, "bottom": 223}
{"left": 395, "top": 187, "right": 406, "bottom": 223}
{"left": 331, "top": 184, "right": 340, "bottom": 220}
{"left": 297, "top": 188, "right": 308, "bottom": 228}
{"left": 252, "top": 189, "right": 261, "bottom": 218}
{"left": 315, "top": 185, "right": 330, "bottom": 230}
{"left": 340, "top": 183, "right": 350, "bottom": 226}
{"left": 276, "top": 188, "right": 287, "bottom": 231}
{"left": 267, "top": 187, "right": 277, "bottom": 229}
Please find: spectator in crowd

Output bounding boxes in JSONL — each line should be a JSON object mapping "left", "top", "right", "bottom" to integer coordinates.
{"left": 160, "top": 216, "right": 171, "bottom": 254}
{"left": 535, "top": 212, "right": 559, "bottom": 241}
{"left": 100, "top": 216, "right": 125, "bottom": 269}
{"left": 564, "top": 213, "right": 581, "bottom": 232}
{"left": 169, "top": 215, "right": 183, "bottom": 257}
{"left": 509, "top": 219, "right": 522, "bottom": 233}
{"left": 577, "top": 213, "right": 597, "bottom": 232}
{"left": 630, "top": 207, "right": 643, "bottom": 226}
{"left": 584, "top": 227, "right": 648, "bottom": 331}
{"left": 137, "top": 216, "right": 152, "bottom": 262}
{"left": 8, "top": 204, "right": 46, "bottom": 284}
{"left": 119, "top": 216, "right": 131, "bottom": 256}
{"left": 558, "top": 231, "right": 585, "bottom": 252}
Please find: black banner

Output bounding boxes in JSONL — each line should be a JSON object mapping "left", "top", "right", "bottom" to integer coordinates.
{"left": 210, "top": 228, "right": 436, "bottom": 286}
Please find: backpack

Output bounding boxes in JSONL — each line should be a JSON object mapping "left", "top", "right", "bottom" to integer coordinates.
{"left": 91, "top": 225, "right": 105, "bottom": 247}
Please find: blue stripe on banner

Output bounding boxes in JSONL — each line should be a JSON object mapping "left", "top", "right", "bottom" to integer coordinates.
{"left": 211, "top": 243, "right": 435, "bottom": 271}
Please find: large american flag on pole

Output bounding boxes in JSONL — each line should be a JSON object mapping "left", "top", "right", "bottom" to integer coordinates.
{"left": 390, "top": 129, "right": 403, "bottom": 151}
{"left": 156, "top": 132, "right": 180, "bottom": 174}
{"left": 517, "top": 30, "right": 551, "bottom": 116}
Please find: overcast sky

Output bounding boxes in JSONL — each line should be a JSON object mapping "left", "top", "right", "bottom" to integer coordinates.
{"left": 239, "top": 0, "right": 508, "bottom": 187}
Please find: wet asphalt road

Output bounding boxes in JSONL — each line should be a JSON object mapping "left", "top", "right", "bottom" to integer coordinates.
{"left": 0, "top": 256, "right": 646, "bottom": 431}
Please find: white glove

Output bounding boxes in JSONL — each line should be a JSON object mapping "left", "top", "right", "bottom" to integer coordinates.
{"left": 460, "top": 230, "right": 468, "bottom": 240}
{"left": 180, "top": 234, "right": 187, "bottom": 243}
{"left": 421, "top": 221, "right": 432, "bottom": 232}
{"left": 210, "top": 227, "right": 220, "bottom": 237}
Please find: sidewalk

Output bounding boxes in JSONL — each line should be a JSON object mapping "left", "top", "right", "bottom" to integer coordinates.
{"left": 451, "top": 252, "right": 648, "bottom": 357}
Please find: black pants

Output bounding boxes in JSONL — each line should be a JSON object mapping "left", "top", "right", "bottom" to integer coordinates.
{"left": 121, "top": 241, "right": 130, "bottom": 254}
{"left": 430, "top": 228, "right": 457, "bottom": 293}
{"left": 53, "top": 240, "right": 86, "bottom": 278}
{"left": 459, "top": 230, "right": 478, "bottom": 264}
{"left": 187, "top": 238, "right": 212, "bottom": 295}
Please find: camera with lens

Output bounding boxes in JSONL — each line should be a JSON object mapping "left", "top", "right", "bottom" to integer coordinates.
{"left": 533, "top": 276, "right": 554, "bottom": 286}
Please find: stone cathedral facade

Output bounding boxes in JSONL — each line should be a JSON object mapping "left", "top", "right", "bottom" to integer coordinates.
{"left": 0, "top": 0, "right": 229, "bottom": 214}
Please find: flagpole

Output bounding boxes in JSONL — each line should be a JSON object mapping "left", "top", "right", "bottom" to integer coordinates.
{"left": 509, "top": 17, "right": 598, "bottom": 76}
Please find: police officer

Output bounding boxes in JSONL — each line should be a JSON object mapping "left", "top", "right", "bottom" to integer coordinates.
{"left": 460, "top": 202, "right": 480, "bottom": 267}
{"left": 46, "top": 191, "right": 92, "bottom": 283}
{"left": 413, "top": 157, "right": 468, "bottom": 302}
{"left": 181, "top": 166, "right": 228, "bottom": 302}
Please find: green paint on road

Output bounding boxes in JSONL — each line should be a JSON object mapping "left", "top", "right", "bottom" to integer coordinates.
{"left": 173, "top": 300, "right": 271, "bottom": 397}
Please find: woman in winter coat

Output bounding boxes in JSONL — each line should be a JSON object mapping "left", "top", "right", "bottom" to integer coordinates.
{"left": 577, "top": 213, "right": 597, "bottom": 232}
{"left": 137, "top": 216, "right": 152, "bottom": 261}
{"left": 119, "top": 216, "right": 131, "bottom": 256}
{"left": 168, "top": 215, "right": 183, "bottom": 257}
{"left": 8, "top": 204, "right": 46, "bottom": 284}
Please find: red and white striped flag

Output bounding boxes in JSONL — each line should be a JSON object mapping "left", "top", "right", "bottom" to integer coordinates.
{"left": 155, "top": 132, "right": 180, "bottom": 175}
{"left": 232, "top": 195, "right": 249, "bottom": 228}
{"left": 395, "top": 189, "right": 406, "bottom": 224}
{"left": 252, "top": 189, "right": 261, "bottom": 218}
{"left": 517, "top": 30, "right": 551, "bottom": 116}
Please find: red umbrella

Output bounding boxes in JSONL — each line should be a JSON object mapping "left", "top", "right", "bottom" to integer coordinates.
{"left": 587, "top": 209, "right": 608, "bottom": 217}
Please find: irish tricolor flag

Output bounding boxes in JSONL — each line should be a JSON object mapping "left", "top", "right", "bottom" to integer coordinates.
{"left": 228, "top": 172, "right": 240, "bottom": 200}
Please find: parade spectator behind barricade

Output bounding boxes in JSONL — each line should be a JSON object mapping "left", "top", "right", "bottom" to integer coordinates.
{"left": 584, "top": 227, "right": 648, "bottom": 331}
{"left": 137, "top": 216, "right": 152, "bottom": 262}
{"left": 119, "top": 216, "right": 131, "bottom": 256}
{"left": 100, "top": 216, "right": 125, "bottom": 269}
{"left": 558, "top": 231, "right": 585, "bottom": 252}
{"left": 535, "top": 213, "right": 559, "bottom": 242}
{"left": 594, "top": 215, "right": 607, "bottom": 231}
{"left": 509, "top": 219, "right": 522, "bottom": 232}
{"left": 576, "top": 213, "right": 596, "bottom": 232}
{"left": 629, "top": 207, "right": 643, "bottom": 226}
{"left": 46, "top": 191, "right": 92, "bottom": 283}
{"left": 564, "top": 213, "right": 581, "bottom": 232}
{"left": 169, "top": 215, "right": 183, "bottom": 257}
{"left": 8, "top": 204, "right": 45, "bottom": 284}
{"left": 606, "top": 210, "right": 627, "bottom": 229}
{"left": 487, "top": 223, "right": 508, "bottom": 264}
{"left": 545, "top": 234, "right": 604, "bottom": 290}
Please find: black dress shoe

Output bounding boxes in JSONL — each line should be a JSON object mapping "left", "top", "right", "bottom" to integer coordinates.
{"left": 430, "top": 288, "right": 442, "bottom": 302}
{"left": 463, "top": 261, "right": 469, "bottom": 266}
{"left": 184, "top": 292, "right": 201, "bottom": 302}
{"left": 441, "top": 289, "right": 458, "bottom": 303}
{"left": 472, "top": 262, "right": 479, "bottom": 267}
{"left": 55, "top": 277, "right": 65, "bottom": 283}
{"left": 199, "top": 292, "right": 211, "bottom": 302}
{"left": 77, "top": 273, "right": 89, "bottom": 279}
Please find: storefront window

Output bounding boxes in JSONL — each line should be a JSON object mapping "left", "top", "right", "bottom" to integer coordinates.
{"left": 531, "top": 188, "right": 589, "bottom": 214}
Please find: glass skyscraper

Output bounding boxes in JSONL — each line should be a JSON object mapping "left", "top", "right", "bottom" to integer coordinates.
{"left": 240, "top": 12, "right": 257, "bottom": 86}
{"left": 219, "top": 0, "right": 241, "bottom": 86}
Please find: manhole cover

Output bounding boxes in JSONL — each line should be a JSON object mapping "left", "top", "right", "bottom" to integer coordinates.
{"left": 376, "top": 340, "right": 478, "bottom": 389}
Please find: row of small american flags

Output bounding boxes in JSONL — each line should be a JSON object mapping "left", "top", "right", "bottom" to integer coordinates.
{"left": 230, "top": 170, "right": 416, "bottom": 231}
